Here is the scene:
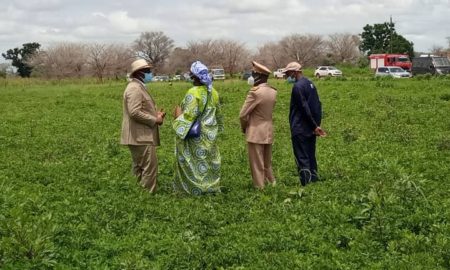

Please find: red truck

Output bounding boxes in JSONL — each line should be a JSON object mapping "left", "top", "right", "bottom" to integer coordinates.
{"left": 369, "top": 54, "right": 412, "bottom": 71}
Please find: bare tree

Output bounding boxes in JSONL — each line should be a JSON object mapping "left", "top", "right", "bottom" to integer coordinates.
{"left": 447, "top": 37, "right": 450, "bottom": 58}
{"left": 430, "top": 45, "right": 447, "bottom": 57}
{"left": 184, "top": 39, "right": 251, "bottom": 76}
{"left": 165, "top": 47, "right": 193, "bottom": 75}
{"left": 87, "top": 43, "right": 109, "bottom": 82}
{"left": 218, "top": 39, "right": 251, "bottom": 77}
{"left": 133, "top": 31, "right": 174, "bottom": 72}
{"left": 326, "top": 33, "right": 361, "bottom": 64}
{"left": 28, "top": 42, "right": 131, "bottom": 80}
{"left": 431, "top": 37, "right": 450, "bottom": 57}
{"left": 255, "top": 42, "right": 288, "bottom": 70}
{"left": 186, "top": 39, "right": 222, "bottom": 66}
{"left": 0, "top": 63, "right": 11, "bottom": 77}
{"left": 87, "top": 43, "right": 135, "bottom": 82}
{"left": 27, "top": 42, "right": 88, "bottom": 79}
{"left": 279, "top": 34, "right": 325, "bottom": 67}
{"left": 107, "top": 44, "right": 134, "bottom": 79}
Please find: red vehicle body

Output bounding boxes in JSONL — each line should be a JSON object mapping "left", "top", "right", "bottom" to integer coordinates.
{"left": 369, "top": 54, "right": 412, "bottom": 71}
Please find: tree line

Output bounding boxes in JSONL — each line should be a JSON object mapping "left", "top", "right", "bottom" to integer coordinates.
{"left": 2, "top": 21, "right": 448, "bottom": 80}
{"left": 1, "top": 32, "right": 361, "bottom": 80}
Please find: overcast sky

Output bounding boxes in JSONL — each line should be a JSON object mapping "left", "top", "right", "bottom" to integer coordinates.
{"left": 1, "top": 0, "right": 449, "bottom": 60}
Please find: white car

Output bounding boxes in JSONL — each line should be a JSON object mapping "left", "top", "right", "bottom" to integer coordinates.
{"left": 375, "top": 66, "right": 412, "bottom": 78}
{"left": 273, "top": 68, "right": 285, "bottom": 79}
{"left": 314, "top": 66, "right": 343, "bottom": 78}
{"left": 152, "top": 75, "right": 170, "bottom": 82}
{"left": 172, "top": 75, "right": 181, "bottom": 81}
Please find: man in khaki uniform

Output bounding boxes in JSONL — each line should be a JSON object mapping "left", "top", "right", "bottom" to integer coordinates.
{"left": 121, "top": 59, "right": 165, "bottom": 193}
{"left": 239, "top": 61, "right": 277, "bottom": 189}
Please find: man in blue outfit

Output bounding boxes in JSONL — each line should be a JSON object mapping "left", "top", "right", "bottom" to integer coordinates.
{"left": 283, "top": 62, "right": 327, "bottom": 186}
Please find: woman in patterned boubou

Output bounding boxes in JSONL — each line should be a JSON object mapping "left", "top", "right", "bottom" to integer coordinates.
{"left": 172, "top": 61, "right": 224, "bottom": 195}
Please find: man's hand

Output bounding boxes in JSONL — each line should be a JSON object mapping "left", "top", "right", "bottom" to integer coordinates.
{"left": 156, "top": 109, "right": 166, "bottom": 125}
{"left": 314, "top": 126, "right": 327, "bottom": 137}
{"left": 173, "top": 105, "right": 182, "bottom": 119}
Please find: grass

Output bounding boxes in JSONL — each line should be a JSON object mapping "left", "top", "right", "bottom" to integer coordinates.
{"left": 0, "top": 75, "right": 449, "bottom": 269}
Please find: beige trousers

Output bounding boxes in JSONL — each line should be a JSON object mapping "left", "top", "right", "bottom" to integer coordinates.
{"left": 247, "top": 143, "right": 275, "bottom": 188}
{"left": 128, "top": 145, "right": 157, "bottom": 193}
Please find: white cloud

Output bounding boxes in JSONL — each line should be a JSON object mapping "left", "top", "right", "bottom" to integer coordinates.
{"left": 12, "top": 0, "right": 62, "bottom": 11}
{"left": 92, "top": 12, "right": 107, "bottom": 18}
{"left": 0, "top": 0, "right": 449, "bottom": 60}
{"left": 108, "top": 11, "right": 140, "bottom": 32}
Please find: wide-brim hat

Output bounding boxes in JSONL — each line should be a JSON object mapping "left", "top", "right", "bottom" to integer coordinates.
{"left": 252, "top": 61, "right": 271, "bottom": 76}
{"left": 282, "top": 62, "right": 302, "bottom": 72}
{"left": 130, "top": 59, "right": 152, "bottom": 74}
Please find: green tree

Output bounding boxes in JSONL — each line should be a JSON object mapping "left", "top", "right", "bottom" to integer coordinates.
{"left": 2, "top": 42, "right": 41, "bottom": 77}
{"left": 359, "top": 22, "right": 414, "bottom": 58}
{"left": 390, "top": 33, "right": 414, "bottom": 58}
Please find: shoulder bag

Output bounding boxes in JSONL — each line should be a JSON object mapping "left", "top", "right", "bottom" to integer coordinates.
{"left": 185, "top": 89, "right": 210, "bottom": 139}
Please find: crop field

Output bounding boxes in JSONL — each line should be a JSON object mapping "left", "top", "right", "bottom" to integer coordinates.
{"left": 1, "top": 74, "right": 450, "bottom": 269}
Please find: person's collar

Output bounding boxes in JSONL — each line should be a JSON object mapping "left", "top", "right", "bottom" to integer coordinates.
{"left": 132, "top": 78, "right": 147, "bottom": 89}
{"left": 256, "top": 82, "right": 268, "bottom": 87}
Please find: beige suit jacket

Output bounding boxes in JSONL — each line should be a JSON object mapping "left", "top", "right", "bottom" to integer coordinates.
{"left": 120, "top": 79, "right": 160, "bottom": 146}
{"left": 239, "top": 83, "right": 277, "bottom": 144}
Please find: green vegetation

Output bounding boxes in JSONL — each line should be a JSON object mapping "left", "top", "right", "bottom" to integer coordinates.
{"left": 360, "top": 21, "right": 414, "bottom": 58}
{"left": 1, "top": 42, "right": 41, "bottom": 78}
{"left": 1, "top": 75, "right": 449, "bottom": 269}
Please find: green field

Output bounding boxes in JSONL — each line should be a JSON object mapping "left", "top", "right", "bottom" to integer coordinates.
{"left": 1, "top": 75, "right": 450, "bottom": 269}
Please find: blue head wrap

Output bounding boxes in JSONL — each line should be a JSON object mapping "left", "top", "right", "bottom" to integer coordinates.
{"left": 190, "top": 61, "right": 213, "bottom": 92}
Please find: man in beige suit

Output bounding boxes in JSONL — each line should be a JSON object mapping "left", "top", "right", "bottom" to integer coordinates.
{"left": 121, "top": 59, "right": 165, "bottom": 193}
{"left": 239, "top": 61, "right": 277, "bottom": 189}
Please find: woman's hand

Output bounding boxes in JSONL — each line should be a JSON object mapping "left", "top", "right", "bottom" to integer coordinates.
{"left": 173, "top": 105, "right": 182, "bottom": 119}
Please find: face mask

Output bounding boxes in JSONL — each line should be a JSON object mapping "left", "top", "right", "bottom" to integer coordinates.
{"left": 287, "top": 76, "right": 296, "bottom": 83}
{"left": 143, "top": 72, "right": 153, "bottom": 83}
{"left": 247, "top": 76, "right": 254, "bottom": 86}
{"left": 252, "top": 72, "right": 265, "bottom": 86}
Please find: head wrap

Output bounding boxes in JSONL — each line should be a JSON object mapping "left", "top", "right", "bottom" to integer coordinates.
{"left": 190, "top": 61, "right": 213, "bottom": 92}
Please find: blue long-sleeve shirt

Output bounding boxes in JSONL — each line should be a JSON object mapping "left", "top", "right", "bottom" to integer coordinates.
{"left": 289, "top": 77, "right": 322, "bottom": 137}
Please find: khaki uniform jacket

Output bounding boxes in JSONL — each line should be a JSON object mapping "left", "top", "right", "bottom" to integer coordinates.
{"left": 120, "top": 79, "right": 160, "bottom": 146}
{"left": 239, "top": 83, "right": 277, "bottom": 144}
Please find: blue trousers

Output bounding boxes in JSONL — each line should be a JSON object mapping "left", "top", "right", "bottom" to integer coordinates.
{"left": 292, "top": 134, "right": 318, "bottom": 186}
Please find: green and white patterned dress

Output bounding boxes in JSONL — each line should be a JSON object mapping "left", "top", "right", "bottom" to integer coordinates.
{"left": 172, "top": 85, "right": 223, "bottom": 195}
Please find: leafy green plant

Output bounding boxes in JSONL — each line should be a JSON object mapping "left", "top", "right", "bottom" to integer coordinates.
{"left": 0, "top": 75, "right": 449, "bottom": 268}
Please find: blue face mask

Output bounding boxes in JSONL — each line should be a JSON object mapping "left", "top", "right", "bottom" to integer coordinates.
{"left": 287, "top": 76, "right": 296, "bottom": 83}
{"left": 143, "top": 72, "right": 153, "bottom": 83}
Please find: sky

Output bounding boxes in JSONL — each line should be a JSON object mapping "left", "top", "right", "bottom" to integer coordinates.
{"left": 0, "top": 0, "right": 449, "bottom": 61}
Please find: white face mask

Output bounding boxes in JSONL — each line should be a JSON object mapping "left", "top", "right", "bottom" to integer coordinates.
{"left": 247, "top": 76, "right": 254, "bottom": 86}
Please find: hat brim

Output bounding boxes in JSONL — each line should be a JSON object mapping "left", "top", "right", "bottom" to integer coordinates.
{"left": 131, "top": 64, "right": 152, "bottom": 75}
{"left": 252, "top": 61, "right": 271, "bottom": 75}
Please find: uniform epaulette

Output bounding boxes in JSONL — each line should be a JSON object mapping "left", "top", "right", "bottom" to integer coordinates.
{"left": 250, "top": 86, "right": 260, "bottom": 91}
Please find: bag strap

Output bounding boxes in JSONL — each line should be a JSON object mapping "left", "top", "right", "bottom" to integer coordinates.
{"left": 196, "top": 88, "right": 210, "bottom": 120}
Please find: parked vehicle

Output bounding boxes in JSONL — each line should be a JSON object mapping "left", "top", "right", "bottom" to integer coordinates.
{"left": 369, "top": 54, "right": 412, "bottom": 71}
{"left": 314, "top": 66, "right": 343, "bottom": 78}
{"left": 273, "top": 68, "right": 285, "bottom": 79}
{"left": 374, "top": 66, "right": 412, "bottom": 78}
{"left": 412, "top": 56, "right": 450, "bottom": 75}
{"left": 182, "top": 72, "right": 191, "bottom": 81}
{"left": 242, "top": 71, "right": 252, "bottom": 80}
{"left": 210, "top": 68, "right": 225, "bottom": 80}
{"left": 153, "top": 75, "right": 170, "bottom": 82}
{"left": 172, "top": 75, "right": 182, "bottom": 81}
